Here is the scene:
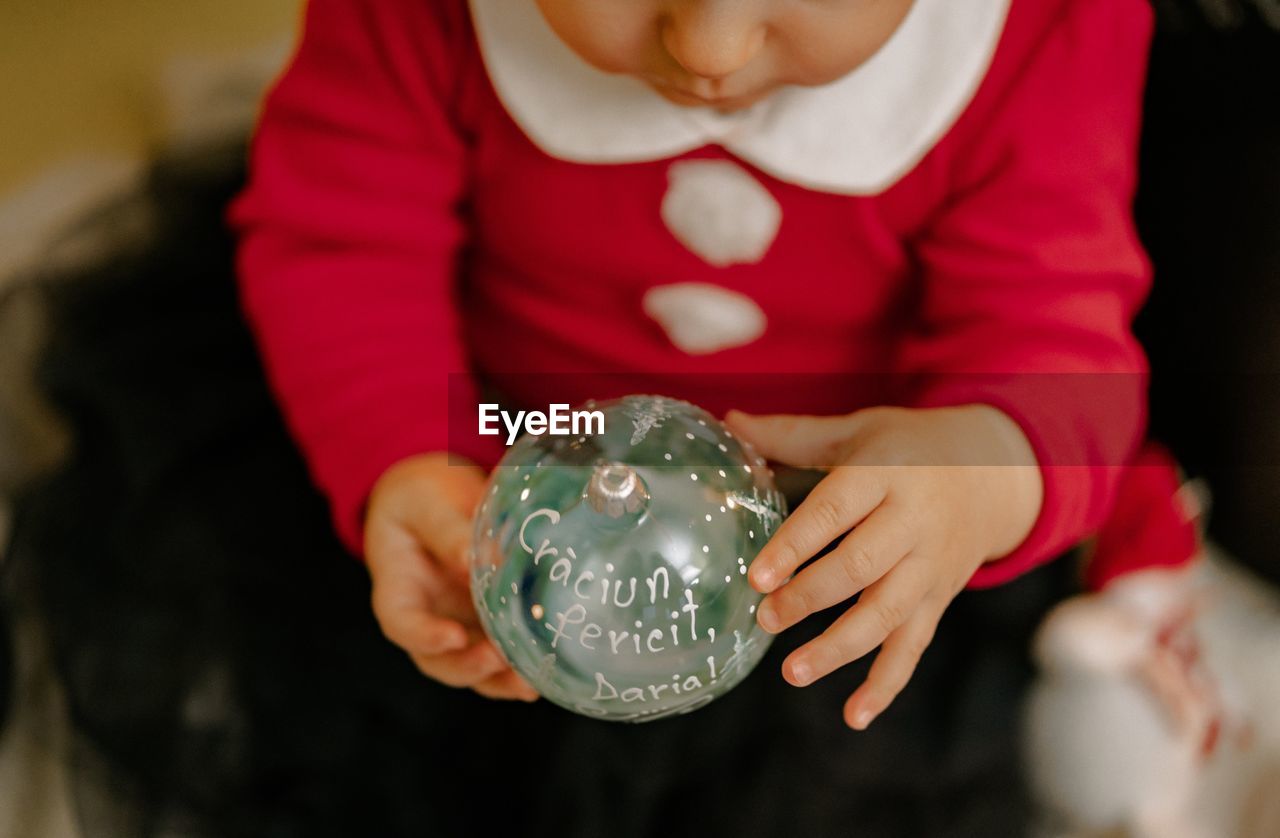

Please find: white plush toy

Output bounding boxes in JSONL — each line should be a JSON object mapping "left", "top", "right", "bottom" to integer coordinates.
{"left": 1026, "top": 555, "right": 1280, "bottom": 838}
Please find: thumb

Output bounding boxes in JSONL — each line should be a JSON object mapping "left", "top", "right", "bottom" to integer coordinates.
{"left": 401, "top": 500, "right": 475, "bottom": 577}
{"left": 724, "top": 410, "right": 863, "bottom": 469}
{"left": 385, "top": 463, "right": 486, "bottom": 576}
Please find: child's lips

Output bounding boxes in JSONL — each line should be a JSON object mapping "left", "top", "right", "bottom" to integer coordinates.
{"left": 650, "top": 81, "right": 760, "bottom": 111}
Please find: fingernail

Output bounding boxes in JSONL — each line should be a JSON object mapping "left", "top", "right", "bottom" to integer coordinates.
{"left": 752, "top": 565, "right": 776, "bottom": 592}
{"left": 789, "top": 660, "right": 811, "bottom": 686}
{"left": 851, "top": 709, "right": 875, "bottom": 731}
{"left": 757, "top": 602, "right": 779, "bottom": 633}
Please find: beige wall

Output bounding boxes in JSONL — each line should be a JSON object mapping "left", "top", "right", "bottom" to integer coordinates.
{"left": 0, "top": 0, "right": 302, "bottom": 194}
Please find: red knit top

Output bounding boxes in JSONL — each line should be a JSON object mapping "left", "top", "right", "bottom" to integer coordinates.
{"left": 231, "top": 0, "right": 1158, "bottom": 587}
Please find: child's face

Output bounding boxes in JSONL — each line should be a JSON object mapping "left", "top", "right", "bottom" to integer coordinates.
{"left": 535, "top": 0, "right": 916, "bottom": 112}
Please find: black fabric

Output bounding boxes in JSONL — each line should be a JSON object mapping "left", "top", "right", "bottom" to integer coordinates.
{"left": 1135, "top": 1, "right": 1280, "bottom": 586}
{"left": 0, "top": 148, "right": 1068, "bottom": 836}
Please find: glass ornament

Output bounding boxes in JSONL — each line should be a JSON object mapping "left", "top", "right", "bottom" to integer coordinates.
{"left": 470, "top": 395, "right": 787, "bottom": 722}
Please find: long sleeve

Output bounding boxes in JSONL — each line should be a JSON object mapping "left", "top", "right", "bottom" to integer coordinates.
{"left": 230, "top": 0, "right": 478, "bottom": 556}
{"left": 897, "top": 0, "right": 1156, "bottom": 588}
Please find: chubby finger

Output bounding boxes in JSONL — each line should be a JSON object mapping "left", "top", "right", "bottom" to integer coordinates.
{"left": 410, "top": 639, "right": 510, "bottom": 688}
{"left": 756, "top": 505, "right": 914, "bottom": 633}
{"left": 376, "top": 603, "right": 469, "bottom": 657}
{"left": 782, "top": 556, "right": 933, "bottom": 687}
{"left": 724, "top": 411, "right": 872, "bottom": 469}
{"left": 370, "top": 549, "right": 477, "bottom": 649}
{"left": 473, "top": 669, "right": 541, "bottom": 703}
{"left": 843, "top": 598, "right": 945, "bottom": 730}
{"left": 749, "top": 467, "right": 889, "bottom": 593}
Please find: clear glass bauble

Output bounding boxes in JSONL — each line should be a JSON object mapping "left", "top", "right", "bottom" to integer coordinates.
{"left": 470, "top": 395, "right": 787, "bottom": 722}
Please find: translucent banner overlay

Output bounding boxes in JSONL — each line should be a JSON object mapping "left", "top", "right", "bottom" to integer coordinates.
{"left": 439, "top": 371, "right": 1279, "bottom": 469}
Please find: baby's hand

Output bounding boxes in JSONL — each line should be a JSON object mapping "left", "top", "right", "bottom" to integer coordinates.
{"left": 365, "top": 453, "right": 538, "bottom": 702}
{"left": 726, "top": 406, "right": 1043, "bottom": 729}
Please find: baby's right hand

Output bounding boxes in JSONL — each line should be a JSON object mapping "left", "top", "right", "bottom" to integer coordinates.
{"left": 365, "top": 453, "right": 538, "bottom": 701}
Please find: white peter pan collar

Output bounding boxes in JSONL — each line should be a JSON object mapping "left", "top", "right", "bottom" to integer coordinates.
{"left": 468, "top": 0, "right": 1011, "bottom": 196}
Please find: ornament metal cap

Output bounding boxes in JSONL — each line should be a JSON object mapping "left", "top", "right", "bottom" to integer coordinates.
{"left": 585, "top": 462, "right": 650, "bottom": 518}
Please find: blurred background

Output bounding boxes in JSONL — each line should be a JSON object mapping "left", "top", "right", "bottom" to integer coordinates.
{"left": 0, "top": 0, "right": 297, "bottom": 279}
{"left": 1, "top": 2, "right": 298, "bottom": 834}
{"left": 0, "top": 0, "right": 294, "bottom": 187}
{"left": 0, "top": 1, "right": 1277, "bottom": 837}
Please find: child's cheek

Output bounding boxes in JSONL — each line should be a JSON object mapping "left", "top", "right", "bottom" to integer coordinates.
{"left": 532, "top": 0, "right": 657, "bottom": 78}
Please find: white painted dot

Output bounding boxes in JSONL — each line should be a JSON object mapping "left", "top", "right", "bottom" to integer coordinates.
{"left": 749, "top": 530, "right": 755, "bottom": 538}
{"left": 702, "top": 545, "right": 710, "bottom": 553}
{"left": 725, "top": 430, "right": 734, "bottom": 438}
{"left": 606, "top": 563, "right": 615, "bottom": 572}
{"left": 718, "top": 444, "right": 728, "bottom": 452}
{"left": 739, "top": 566, "right": 747, "bottom": 575}
{"left": 725, "top": 575, "right": 732, "bottom": 583}
{"left": 500, "top": 596, "right": 507, "bottom": 604}
{"left": 698, "top": 419, "right": 707, "bottom": 426}
{"left": 718, "top": 470, "right": 726, "bottom": 478}
{"left": 523, "top": 473, "right": 530, "bottom": 481}
{"left": 664, "top": 453, "right": 673, "bottom": 461}
{"left": 634, "top": 620, "right": 643, "bottom": 629}
{"left": 744, "top": 464, "right": 752, "bottom": 472}
{"left": 690, "top": 473, "right": 699, "bottom": 481}
{"left": 719, "top": 505, "right": 727, "bottom": 513}
{"left": 671, "top": 611, "right": 680, "bottom": 619}
{"left": 520, "top": 488, "right": 530, "bottom": 501}
{"left": 737, "top": 557, "right": 745, "bottom": 564}
{"left": 705, "top": 514, "right": 713, "bottom": 522}
{"left": 686, "top": 432, "right": 695, "bottom": 440}
{"left": 511, "top": 582, "right": 518, "bottom": 594}
{"left": 749, "top": 604, "right": 757, "bottom": 614}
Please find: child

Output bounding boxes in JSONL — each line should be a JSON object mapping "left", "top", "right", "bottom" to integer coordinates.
{"left": 232, "top": 0, "right": 1154, "bottom": 734}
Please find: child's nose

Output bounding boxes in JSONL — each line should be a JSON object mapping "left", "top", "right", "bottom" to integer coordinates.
{"left": 663, "top": 1, "right": 767, "bottom": 82}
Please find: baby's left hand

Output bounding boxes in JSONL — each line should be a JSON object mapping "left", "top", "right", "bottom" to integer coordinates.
{"left": 725, "top": 405, "right": 1043, "bottom": 730}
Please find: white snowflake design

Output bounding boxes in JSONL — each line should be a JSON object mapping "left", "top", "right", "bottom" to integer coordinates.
{"left": 622, "top": 396, "right": 676, "bottom": 446}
